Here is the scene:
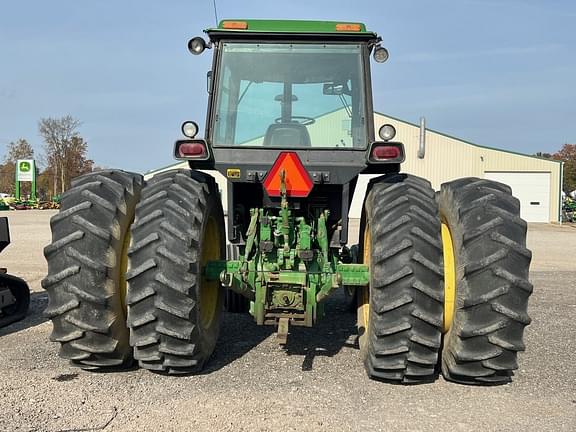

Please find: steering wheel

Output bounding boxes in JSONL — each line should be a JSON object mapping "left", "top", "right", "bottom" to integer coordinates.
{"left": 274, "top": 116, "right": 315, "bottom": 126}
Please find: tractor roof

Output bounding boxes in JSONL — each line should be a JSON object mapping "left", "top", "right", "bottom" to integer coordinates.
{"left": 205, "top": 19, "right": 379, "bottom": 42}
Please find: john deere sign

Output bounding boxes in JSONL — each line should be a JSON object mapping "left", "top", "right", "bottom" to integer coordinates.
{"left": 16, "top": 160, "right": 34, "bottom": 182}
{"left": 15, "top": 159, "right": 36, "bottom": 200}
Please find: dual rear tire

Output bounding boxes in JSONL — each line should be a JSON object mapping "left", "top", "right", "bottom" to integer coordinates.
{"left": 358, "top": 174, "right": 444, "bottom": 383}
{"left": 43, "top": 169, "right": 225, "bottom": 373}
{"left": 359, "top": 175, "right": 532, "bottom": 384}
{"left": 126, "top": 170, "right": 225, "bottom": 374}
{"left": 437, "top": 178, "right": 532, "bottom": 384}
{"left": 42, "top": 170, "right": 142, "bottom": 368}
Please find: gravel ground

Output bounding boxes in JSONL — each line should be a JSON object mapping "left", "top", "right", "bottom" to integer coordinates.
{"left": 0, "top": 211, "right": 575, "bottom": 432}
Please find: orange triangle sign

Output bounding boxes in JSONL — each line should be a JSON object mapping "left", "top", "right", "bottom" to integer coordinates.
{"left": 263, "top": 152, "right": 314, "bottom": 198}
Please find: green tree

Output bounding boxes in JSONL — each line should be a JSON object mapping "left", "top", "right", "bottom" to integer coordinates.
{"left": 0, "top": 138, "right": 35, "bottom": 195}
{"left": 66, "top": 136, "right": 94, "bottom": 182}
{"left": 36, "top": 166, "right": 54, "bottom": 201}
{"left": 553, "top": 144, "right": 576, "bottom": 193}
{"left": 39, "top": 116, "right": 92, "bottom": 194}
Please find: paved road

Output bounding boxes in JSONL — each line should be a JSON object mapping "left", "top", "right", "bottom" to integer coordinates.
{"left": 0, "top": 211, "right": 575, "bottom": 431}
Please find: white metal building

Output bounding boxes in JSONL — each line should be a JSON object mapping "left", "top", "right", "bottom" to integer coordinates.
{"left": 146, "top": 112, "right": 563, "bottom": 223}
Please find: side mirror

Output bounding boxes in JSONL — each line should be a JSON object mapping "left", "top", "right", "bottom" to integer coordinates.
{"left": 322, "top": 83, "right": 345, "bottom": 96}
{"left": 207, "top": 71, "right": 212, "bottom": 94}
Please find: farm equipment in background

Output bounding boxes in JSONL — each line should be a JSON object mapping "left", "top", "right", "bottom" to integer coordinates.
{"left": 0, "top": 217, "right": 30, "bottom": 328}
{"left": 38, "top": 199, "right": 61, "bottom": 210}
{"left": 11, "top": 199, "right": 40, "bottom": 210}
{"left": 0, "top": 196, "right": 60, "bottom": 211}
{"left": 563, "top": 197, "right": 576, "bottom": 222}
{"left": 43, "top": 20, "right": 532, "bottom": 385}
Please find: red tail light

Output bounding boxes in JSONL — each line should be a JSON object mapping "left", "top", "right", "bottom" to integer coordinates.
{"left": 372, "top": 146, "right": 400, "bottom": 160}
{"left": 179, "top": 143, "right": 206, "bottom": 157}
{"left": 174, "top": 139, "right": 210, "bottom": 160}
{"left": 368, "top": 142, "right": 405, "bottom": 164}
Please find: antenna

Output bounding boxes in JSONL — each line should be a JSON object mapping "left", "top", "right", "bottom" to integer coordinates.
{"left": 212, "top": 0, "right": 219, "bottom": 27}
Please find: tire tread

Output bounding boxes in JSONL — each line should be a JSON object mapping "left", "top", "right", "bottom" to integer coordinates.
{"left": 362, "top": 174, "right": 444, "bottom": 384}
{"left": 127, "top": 169, "right": 224, "bottom": 374}
{"left": 42, "top": 169, "right": 143, "bottom": 370}
{"left": 438, "top": 177, "right": 532, "bottom": 385}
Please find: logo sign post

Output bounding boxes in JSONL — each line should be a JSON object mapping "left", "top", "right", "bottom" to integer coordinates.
{"left": 15, "top": 159, "right": 37, "bottom": 201}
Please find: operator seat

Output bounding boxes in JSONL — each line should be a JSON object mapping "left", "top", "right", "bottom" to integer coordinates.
{"left": 263, "top": 123, "right": 311, "bottom": 147}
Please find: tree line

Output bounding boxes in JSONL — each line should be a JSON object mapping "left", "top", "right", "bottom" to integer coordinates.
{"left": 0, "top": 116, "right": 94, "bottom": 200}
{"left": 536, "top": 143, "right": 576, "bottom": 193}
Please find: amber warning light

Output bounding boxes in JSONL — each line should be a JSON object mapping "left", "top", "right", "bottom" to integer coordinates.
{"left": 336, "top": 23, "right": 361, "bottom": 32}
{"left": 222, "top": 21, "right": 248, "bottom": 30}
{"left": 263, "top": 152, "right": 313, "bottom": 198}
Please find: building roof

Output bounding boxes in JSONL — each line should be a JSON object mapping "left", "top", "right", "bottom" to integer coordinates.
{"left": 377, "top": 111, "right": 562, "bottom": 165}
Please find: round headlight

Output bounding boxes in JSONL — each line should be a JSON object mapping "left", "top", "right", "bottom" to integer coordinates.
{"left": 373, "top": 47, "right": 389, "bottom": 63}
{"left": 379, "top": 124, "right": 396, "bottom": 141}
{"left": 181, "top": 121, "right": 199, "bottom": 138}
{"left": 188, "top": 37, "right": 206, "bottom": 55}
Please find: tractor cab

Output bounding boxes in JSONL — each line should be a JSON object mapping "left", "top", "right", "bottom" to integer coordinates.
{"left": 177, "top": 20, "right": 402, "bottom": 245}
{"left": 207, "top": 33, "right": 371, "bottom": 150}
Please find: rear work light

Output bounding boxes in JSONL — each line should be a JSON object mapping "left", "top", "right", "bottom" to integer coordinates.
{"left": 222, "top": 21, "right": 248, "bottom": 29}
{"left": 188, "top": 37, "right": 207, "bottom": 55}
{"left": 174, "top": 139, "right": 210, "bottom": 161}
{"left": 368, "top": 142, "right": 405, "bottom": 164}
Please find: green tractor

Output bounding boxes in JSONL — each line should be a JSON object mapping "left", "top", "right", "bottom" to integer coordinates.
{"left": 43, "top": 20, "right": 532, "bottom": 384}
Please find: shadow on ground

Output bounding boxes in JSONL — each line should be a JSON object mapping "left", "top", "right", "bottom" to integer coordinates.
{"left": 206, "top": 290, "right": 358, "bottom": 373}
{"left": 0, "top": 291, "right": 48, "bottom": 337}
{"left": 204, "top": 310, "right": 274, "bottom": 373}
{"left": 284, "top": 291, "right": 358, "bottom": 371}
{"left": 2, "top": 289, "right": 359, "bottom": 376}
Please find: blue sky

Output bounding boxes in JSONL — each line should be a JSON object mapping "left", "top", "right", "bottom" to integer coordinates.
{"left": 0, "top": 0, "right": 574, "bottom": 173}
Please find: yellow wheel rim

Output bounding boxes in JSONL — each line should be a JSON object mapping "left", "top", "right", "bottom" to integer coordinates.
{"left": 358, "top": 223, "right": 371, "bottom": 342}
{"left": 200, "top": 216, "right": 220, "bottom": 329}
{"left": 441, "top": 217, "right": 457, "bottom": 333}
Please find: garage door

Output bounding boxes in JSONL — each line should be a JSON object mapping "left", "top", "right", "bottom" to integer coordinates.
{"left": 484, "top": 172, "right": 550, "bottom": 223}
